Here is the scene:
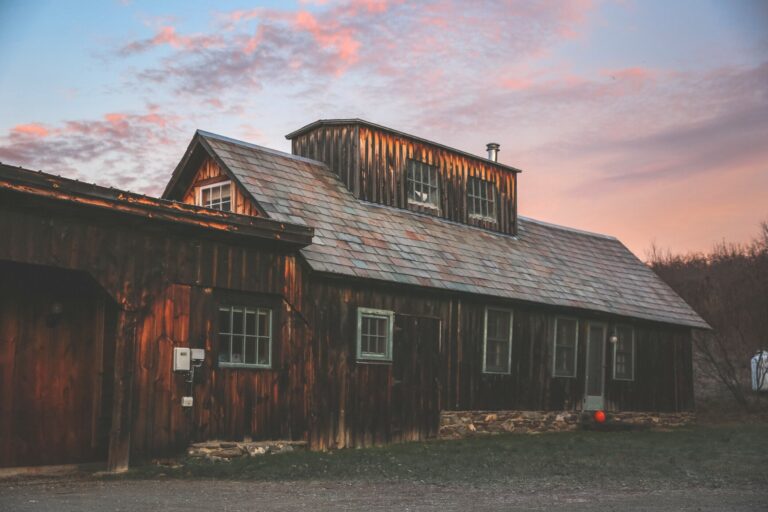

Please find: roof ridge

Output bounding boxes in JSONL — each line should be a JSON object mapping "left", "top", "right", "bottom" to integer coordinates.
{"left": 284, "top": 119, "right": 523, "bottom": 174}
{"left": 196, "top": 130, "right": 328, "bottom": 167}
{"left": 518, "top": 215, "right": 618, "bottom": 241}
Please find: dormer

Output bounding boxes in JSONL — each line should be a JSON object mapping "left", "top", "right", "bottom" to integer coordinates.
{"left": 286, "top": 119, "right": 520, "bottom": 235}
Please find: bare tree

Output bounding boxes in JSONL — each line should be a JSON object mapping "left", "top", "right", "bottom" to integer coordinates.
{"left": 648, "top": 221, "right": 768, "bottom": 411}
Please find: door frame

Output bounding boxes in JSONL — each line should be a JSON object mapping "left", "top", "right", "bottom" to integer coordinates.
{"left": 584, "top": 322, "right": 607, "bottom": 410}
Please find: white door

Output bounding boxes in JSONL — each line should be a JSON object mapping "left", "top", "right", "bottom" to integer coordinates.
{"left": 584, "top": 323, "right": 607, "bottom": 410}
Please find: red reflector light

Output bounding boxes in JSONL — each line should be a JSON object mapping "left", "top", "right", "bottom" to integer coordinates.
{"left": 594, "top": 410, "right": 606, "bottom": 423}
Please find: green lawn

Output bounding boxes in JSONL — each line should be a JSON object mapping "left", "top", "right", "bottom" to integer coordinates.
{"left": 125, "top": 425, "right": 768, "bottom": 489}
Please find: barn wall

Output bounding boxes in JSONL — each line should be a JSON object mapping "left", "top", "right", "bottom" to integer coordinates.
{"left": 290, "top": 124, "right": 518, "bottom": 235}
{"left": 0, "top": 262, "right": 117, "bottom": 467}
{"left": 0, "top": 192, "right": 310, "bottom": 464}
{"left": 128, "top": 283, "right": 313, "bottom": 459}
{"left": 305, "top": 276, "right": 694, "bottom": 450}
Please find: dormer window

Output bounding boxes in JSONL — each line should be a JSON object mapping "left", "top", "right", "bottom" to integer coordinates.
{"left": 467, "top": 177, "right": 496, "bottom": 221}
{"left": 198, "top": 181, "right": 232, "bottom": 211}
{"left": 407, "top": 160, "right": 439, "bottom": 210}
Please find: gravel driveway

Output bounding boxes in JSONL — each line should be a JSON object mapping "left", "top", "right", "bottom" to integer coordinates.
{"left": 1, "top": 478, "right": 764, "bottom": 512}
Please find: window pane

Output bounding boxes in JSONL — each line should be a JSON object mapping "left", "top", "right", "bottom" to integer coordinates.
{"left": 257, "top": 337, "right": 270, "bottom": 365}
{"left": 557, "top": 318, "right": 577, "bottom": 348}
{"left": 487, "top": 310, "right": 510, "bottom": 340}
{"left": 219, "top": 308, "right": 231, "bottom": 334}
{"left": 257, "top": 310, "right": 270, "bottom": 337}
{"left": 245, "top": 310, "right": 256, "bottom": 335}
{"left": 485, "top": 339, "right": 510, "bottom": 373}
{"left": 219, "top": 333, "right": 231, "bottom": 363}
{"left": 245, "top": 336, "right": 257, "bottom": 364}
{"left": 554, "top": 318, "right": 577, "bottom": 376}
{"left": 231, "top": 335, "right": 244, "bottom": 363}
{"left": 232, "top": 309, "right": 244, "bottom": 334}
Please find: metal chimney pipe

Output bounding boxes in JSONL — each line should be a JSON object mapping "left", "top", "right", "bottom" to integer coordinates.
{"left": 486, "top": 143, "right": 500, "bottom": 162}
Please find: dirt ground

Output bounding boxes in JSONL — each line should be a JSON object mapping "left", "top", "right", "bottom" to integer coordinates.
{"left": 0, "top": 477, "right": 765, "bottom": 512}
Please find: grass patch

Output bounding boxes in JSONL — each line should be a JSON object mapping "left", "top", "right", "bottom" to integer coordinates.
{"left": 122, "top": 425, "right": 768, "bottom": 489}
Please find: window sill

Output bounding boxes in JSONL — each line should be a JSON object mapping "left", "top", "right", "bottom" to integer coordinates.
{"left": 552, "top": 374, "right": 577, "bottom": 379}
{"left": 408, "top": 200, "right": 440, "bottom": 212}
{"left": 468, "top": 214, "right": 498, "bottom": 223}
{"left": 356, "top": 357, "right": 393, "bottom": 364}
{"left": 482, "top": 370, "right": 511, "bottom": 375}
{"left": 218, "top": 362, "right": 272, "bottom": 370}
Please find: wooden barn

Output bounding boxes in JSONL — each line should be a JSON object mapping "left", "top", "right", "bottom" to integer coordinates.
{"left": 0, "top": 119, "right": 708, "bottom": 471}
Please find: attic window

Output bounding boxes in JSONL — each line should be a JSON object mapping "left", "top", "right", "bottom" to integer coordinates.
{"left": 467, "top": 177, "right": 496, "bottom": 221}
{"left": 407, "top": 160, "right": 439, "bottom": 209}
{"left": 198, "top": 181, "right": 232, "bottom": 211}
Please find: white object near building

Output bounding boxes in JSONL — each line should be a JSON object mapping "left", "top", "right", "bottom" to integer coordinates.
{"left": 751, "top": 351, "right": 768, "bottom": 392}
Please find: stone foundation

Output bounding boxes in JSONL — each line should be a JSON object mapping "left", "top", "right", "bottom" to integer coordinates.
{"left": 439, "top": 410, "right": 695, "bottom": 438}
{"left": 187, "top": 440, "right": 307, "bottom": 461}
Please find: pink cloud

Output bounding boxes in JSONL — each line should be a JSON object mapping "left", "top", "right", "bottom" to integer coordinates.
{"left": 12, "top": 123, "right": 49, "bottom": 138}
{"left": 118, "top": 0, "right": 596, "bottom": 98}
{"left": 120, "top": 25, "right": 223, "bottom": 55}
{"left": 0, "top": 108, "right": 183, "bottom": 193}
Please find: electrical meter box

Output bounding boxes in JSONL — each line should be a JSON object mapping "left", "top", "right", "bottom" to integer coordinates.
{"left": 191, "top": 348, "right": 205, "bottom": 362}
{"left": 173, "top": 347, "right": 191, "bottom": 372}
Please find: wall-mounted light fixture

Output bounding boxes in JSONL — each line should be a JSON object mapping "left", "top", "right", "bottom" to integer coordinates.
{"left": 46, "top": 301, "right": 64, "bottom": 328}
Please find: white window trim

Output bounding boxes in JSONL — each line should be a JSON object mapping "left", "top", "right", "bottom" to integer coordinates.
{"left": 357, "top": 307, "right": 394, "bottom": 363}
{"left": 482, "top": 307, "right": 514, "bottom": 374}
{"left": 196, "top": 180, "right": 233, "bottom": 210}
{"left": 552, "top": 316, "right": 579, "bottom": 378}
{"left": 467, "top": 177, "right": 498, "bottom": 223}
{"left": 218, "top": 305, "right": 272, "bottom": 370}
{"left": 612, "top": 325, "right": 636, "bottom": 381}
{"left": 407, "top": 160, "right": 441, "bottom": 211}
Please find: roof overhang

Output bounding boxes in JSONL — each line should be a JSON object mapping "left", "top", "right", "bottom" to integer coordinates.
{"left": 0, "top": 163, "right": 314, "bottom": 248}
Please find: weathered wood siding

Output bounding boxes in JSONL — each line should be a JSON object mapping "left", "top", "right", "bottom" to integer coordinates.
{"left": 290, "top": 123, "right": 518, "bottom": 235}
{"left": 0, "top": 262, "right": 116, "bottom": 467}
{"left": 0, "top": 190, "right": 309, "bottom": 465}
{"left": 129, "top": 284, "right": 312, "bottom": 459}
{"left": 181, "top": 157, "right": 261, "bottom": 216}
{"left": 305, "top": 277, "right": 694, "bottom": 450}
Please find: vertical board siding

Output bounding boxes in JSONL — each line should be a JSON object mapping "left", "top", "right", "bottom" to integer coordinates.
{"left": 181, "top": 157, "right": 261, "bottom": 216}
{"left": 306, "top": 276, "right": 694, "bottom": 450}
{"left": 290, "top": 123, "right": 518, "bottom": 235}
{"left": 0, "top": 262, "right": 115, "bottom": 467}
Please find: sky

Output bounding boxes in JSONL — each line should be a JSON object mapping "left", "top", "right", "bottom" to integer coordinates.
{"left": 0, "top": 0, "right": 766, "bottom": 257}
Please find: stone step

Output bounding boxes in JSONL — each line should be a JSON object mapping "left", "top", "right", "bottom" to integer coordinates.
{"left": 187, "top": 440, "right": 308, "bottom": 461}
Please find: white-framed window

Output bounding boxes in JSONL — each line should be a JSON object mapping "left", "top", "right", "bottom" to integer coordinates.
{"left": 218, "top": 305, "right": 272, "bottom": 369}
{"left": 553, "top": 317, "right": 578, "bottom": 377}
{"left": 197, "top": 181, "right": 232, "bottom": 211}
{"left": 407, "top": 160, "right": 440, "bottom": 209}
{"left": 467, "top": 177, "right": 497, "bottom": 221}
{"left": 613, "top": 325, "right": 635, "bottom": 381}
{"left": 483, "top": 307, "right": 513, "bottom": 374}
{"left": 357, "top": 308, "right": 394, "bottom": 362}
